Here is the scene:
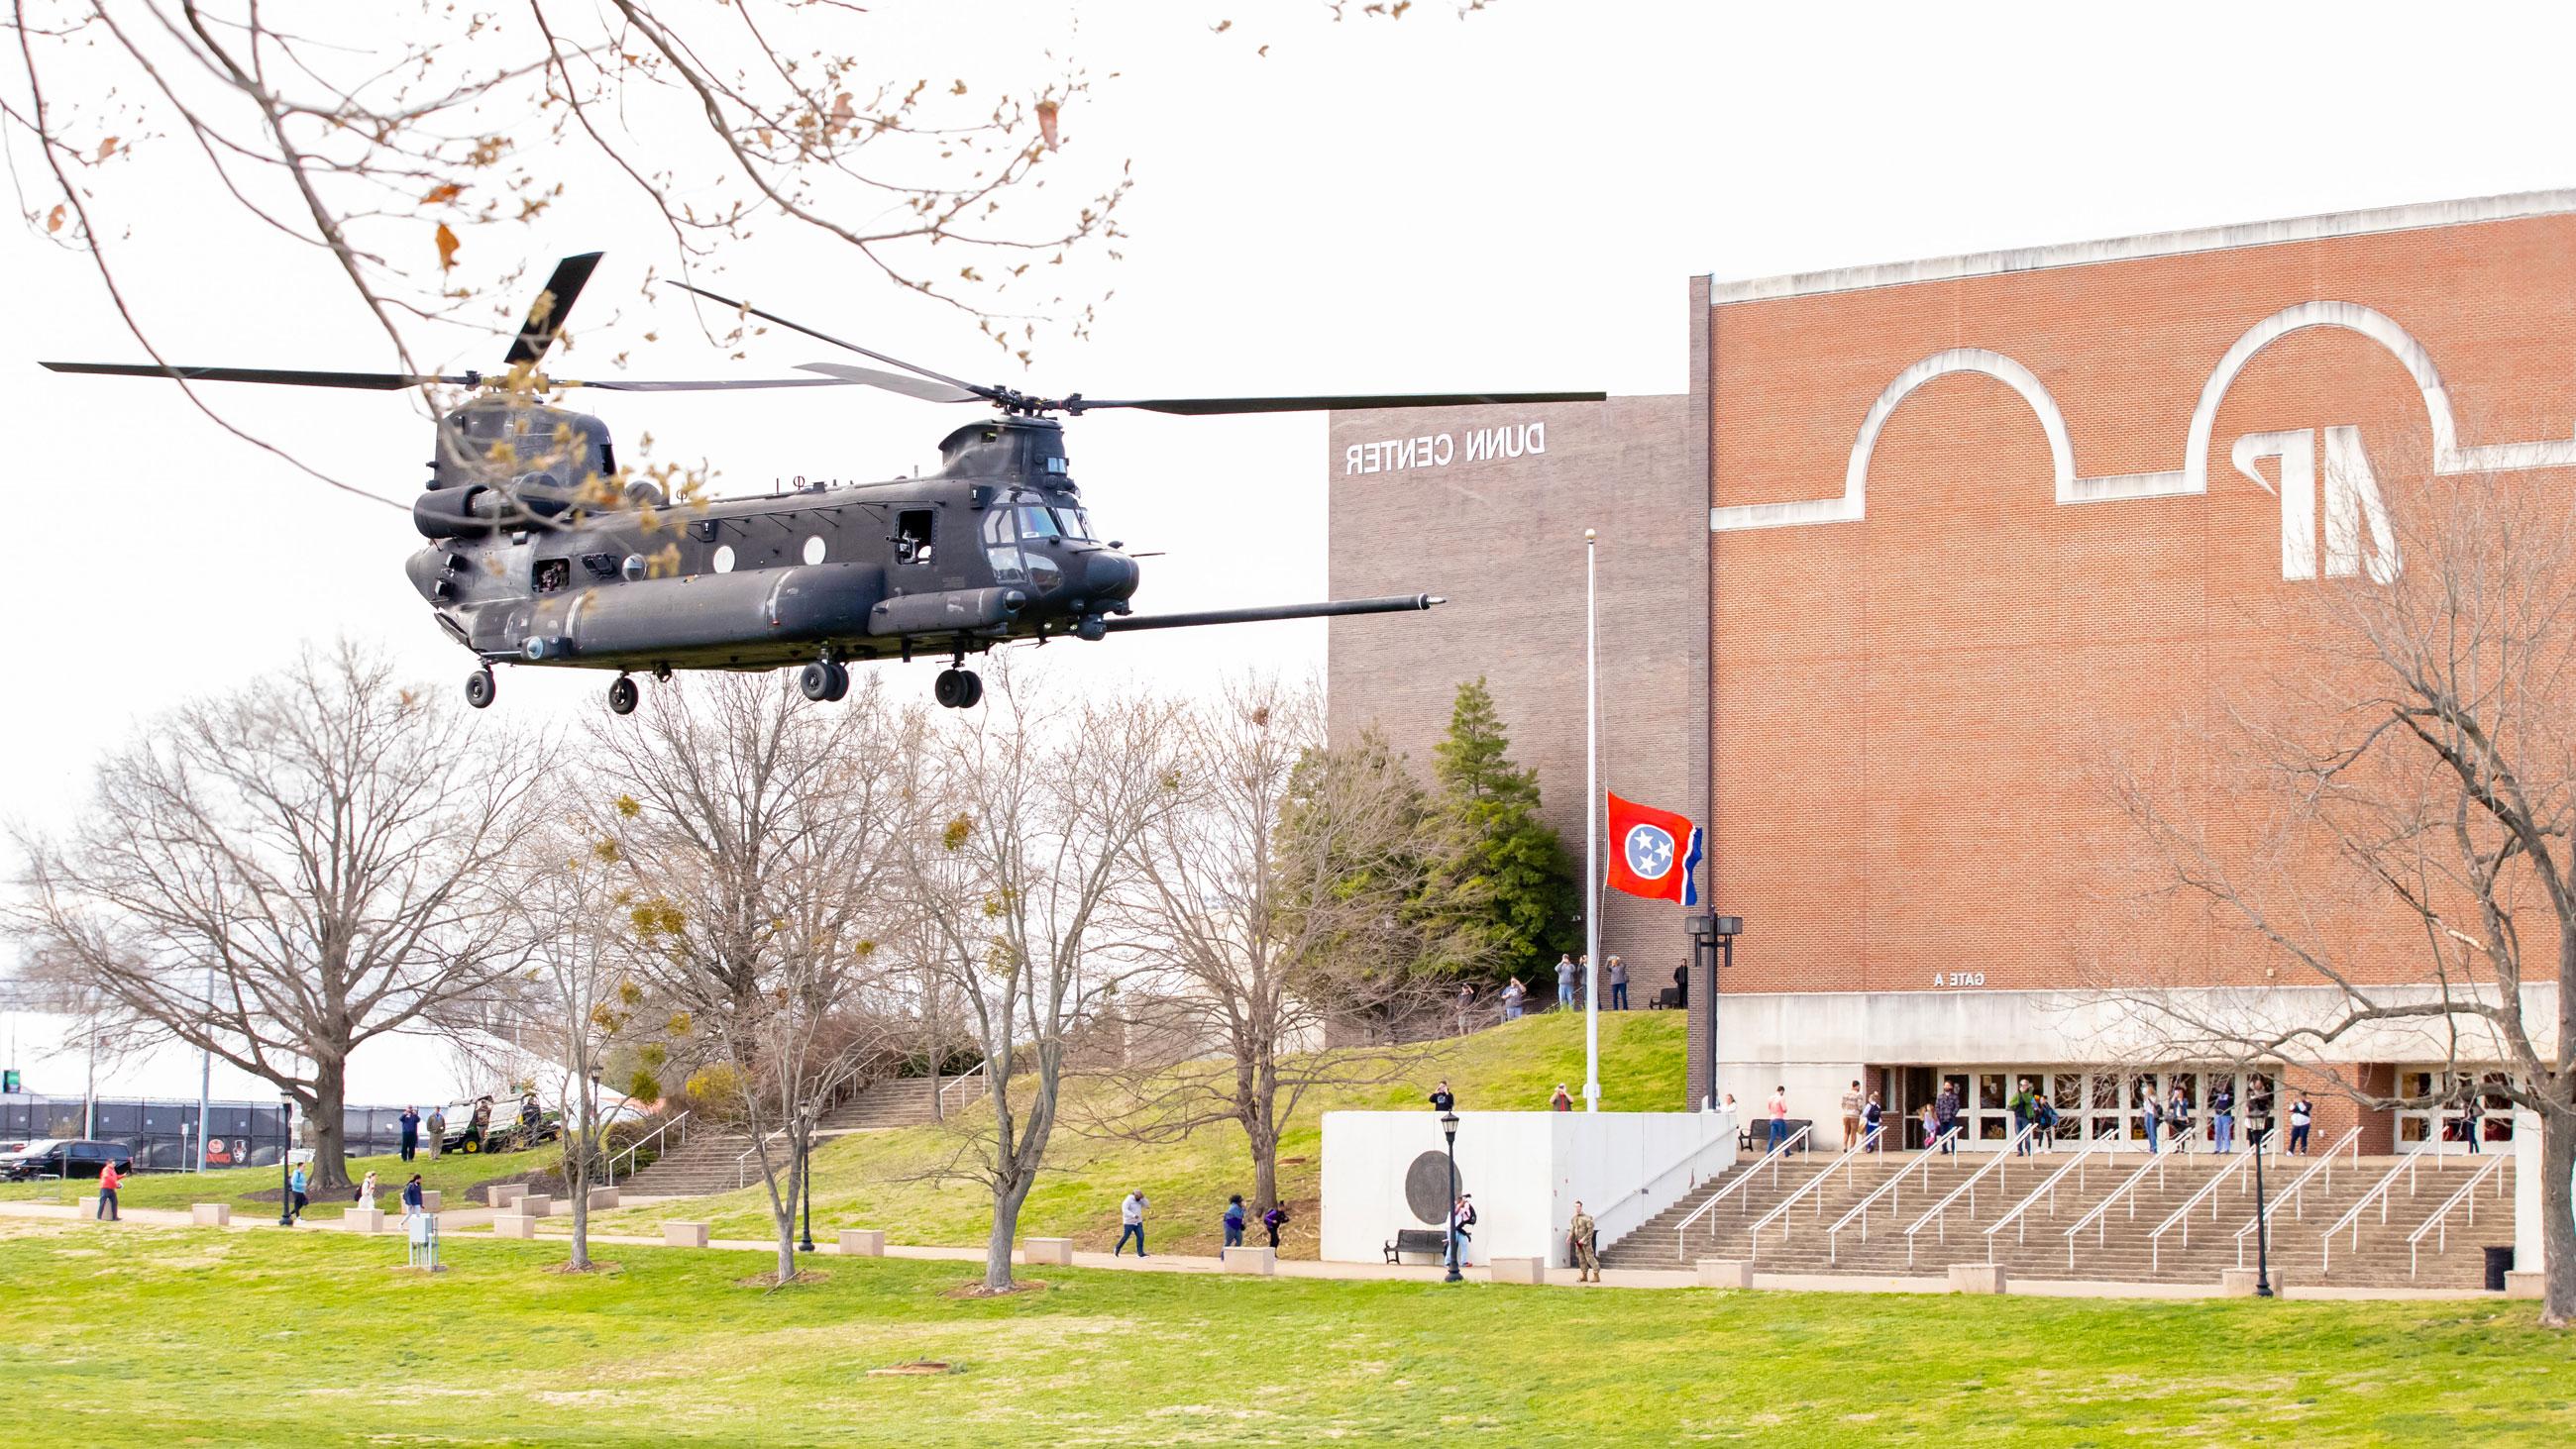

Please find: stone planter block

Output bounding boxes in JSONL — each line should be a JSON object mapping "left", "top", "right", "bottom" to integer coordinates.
{"left": 2220, "top": 1267, "right": 2282, "bottom": 1297}
{"left": 1696, "top": 1259, "right": 1755, "bottom": 1290}
{"left": 1948, "top": 1262, "right": 2007, "bottom": 1294}
{"left": 491, "top": 1212, "right": 537, "bottom": 1239}
{"left": 190, "top": 1202, "right": 232, "bottom": 1227}
{"left": 76, "top": 1194, "right": 105, "bottom": 1220}
{"left": 2506, "top": 1270, "right": 2545, "bottom": 1300}
{"left": 1222, "top": 1247, "right": 1277, "bottom": 1276}
{"left": 1486, "top": 1256, "right": 1546, "bottom": 1285}
{"left": 663, "top": 1221, "right": 710, "bottom": 1248}
{"left": 489, "top": 1183, "right": 526, "bottom": 1209}
{"left": 837, "top": 1229, "right": 887, "bottom": 1257}
{"left": 518, "top": 1193, "right": 554, "bottom": 1219}
{"left": 588, "top": 1187, "right": 619, "bottom": 1211}
{"left": 342, "top": 1207, "right": 385, "bottom": 1234}
{"left": 418, "top": 1190, "right": 442, "bottom": 1213}
{"left": 1020, "top": 1236, "right": 1074, "bottom": 1266}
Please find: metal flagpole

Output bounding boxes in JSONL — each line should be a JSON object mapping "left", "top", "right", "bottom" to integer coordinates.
{"left": 1583, "top": 528, "right": 1601, "bottom": 1113}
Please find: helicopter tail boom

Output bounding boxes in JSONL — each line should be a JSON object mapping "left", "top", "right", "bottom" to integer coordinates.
{"left": 1099, "top": 593, "right": 1443, "bottom": 634}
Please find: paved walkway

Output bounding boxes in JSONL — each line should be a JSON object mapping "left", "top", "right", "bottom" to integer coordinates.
{"left": 0, "top": 1199, "right": 2494, "bottom": 1300}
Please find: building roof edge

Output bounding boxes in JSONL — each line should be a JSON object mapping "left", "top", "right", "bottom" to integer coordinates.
{"left": 1709, "top": 188, "right": 2576, "bottom": 305}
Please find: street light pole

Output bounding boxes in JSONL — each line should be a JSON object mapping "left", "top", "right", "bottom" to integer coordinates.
{"left": 275, "top": 1095, "right": 295, "bottom": 1227}
{"left": 799, "top": 1125, "right": 815, "bottom": 1253}
{"left": 2252, "top": 1119, "right": 2275, "bottom": 1297}
{"left": 1441, "top": 1109, "right": 1462, "bottom": 1284}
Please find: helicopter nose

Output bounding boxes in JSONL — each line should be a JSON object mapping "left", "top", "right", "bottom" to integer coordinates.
{"left": 1082, "top": 549, "right": 1139, "bottom": 601}
{"left": 404, "top": 547, "right": 448, "bottom": 603}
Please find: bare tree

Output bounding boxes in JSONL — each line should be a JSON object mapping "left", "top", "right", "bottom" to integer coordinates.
{"left": 1090, "top": 677, "right": 1433, "bottom": 1216}
{"left": 2105, "top": 461, "right": 2576, "bottom": 1325}
{"left": 9, "top": 642, "right": 544, "bottom": 1189}
{"left": 894, "top": 664, "right": 1186, "bottom": 1292}
{"left": 591, "top": 671, "right": 904, "bottom": 1282}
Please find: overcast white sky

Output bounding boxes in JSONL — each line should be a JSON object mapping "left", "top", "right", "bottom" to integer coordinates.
{"left": 6, "top": 0, "right": 2573, "bottom": 1103}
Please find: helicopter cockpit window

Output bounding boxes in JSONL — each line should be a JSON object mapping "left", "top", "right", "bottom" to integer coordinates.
{"left": 980, "top": 507, "right": 1025, "bottom": 582}
{"left": 533, "top": 558, "right": 572, "bottom": 593}
{"left": 1016, "top": 506, "right": 1063, "bottom": 540}
{"left": 895, "top": 509, "right": 936, "bottom": 566}
{"left": 1054, "top": 507, "right": 1097, "bottom": 542}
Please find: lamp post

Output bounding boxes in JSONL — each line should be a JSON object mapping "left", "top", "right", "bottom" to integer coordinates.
{"left": 1685, "top": 915, "right": 1741, "bottom": 1108}
{"left": 2251, "top": 1117, "right": 2275, "bottom": 1298}
{"left": 1441, "top": 1109, "right": 1462, "bottom": 1284}
{"left": 798, "top": 1124, "right": 815, "bottom": 1253}
{"left": 275, "top": 1094, "right": 296, "bottom": 1227}
{"left": 585, "top": 1065, "right": 601, "bottom": 1209}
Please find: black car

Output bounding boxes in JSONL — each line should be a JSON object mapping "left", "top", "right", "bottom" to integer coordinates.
{"left": 0, "top": 1138, "right": 136, "bottom": 1181}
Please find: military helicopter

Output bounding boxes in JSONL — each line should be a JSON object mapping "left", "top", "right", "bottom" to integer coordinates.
{"left": 44, "top": 254, "right": 1600, "bottom": 713}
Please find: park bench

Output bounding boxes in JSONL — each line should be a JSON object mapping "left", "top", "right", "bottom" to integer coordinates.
{"left": 1384, "top": 1228, "right": 1449, "bottom": 1265}
{"left": 1738, "top": 1117, "right": 1814, "bottom": 1155}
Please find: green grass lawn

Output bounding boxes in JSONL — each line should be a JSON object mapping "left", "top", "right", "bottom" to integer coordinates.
{"left": 584, "top": 1009, "right": 1687, "bottom": 1256}
{"left": 0, "top": 1219, "right": 2569, "bottom": 1446}
{"left": 0, "top": 1143, "right": 556, "bottom": 1218}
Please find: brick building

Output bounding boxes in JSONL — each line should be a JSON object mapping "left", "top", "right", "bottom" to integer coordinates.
{"left": 1330, "top": 190, "right": 2571, "bottom": 1154}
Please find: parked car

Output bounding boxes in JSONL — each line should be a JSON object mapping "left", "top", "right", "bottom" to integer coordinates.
{"left": 0, "top": 1139, "right": 136, "bottom": 1181}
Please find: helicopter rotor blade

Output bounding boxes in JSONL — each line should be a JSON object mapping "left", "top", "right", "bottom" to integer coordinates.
{"left": 1100, "top": 593, "right": 1445, "bottom": 633}
{"left": 1067, "top": 390, "right": 1606, "bottom": 417}
{"left": 40, "top": 361, "right": 475, "bottom": 390}
{"left": 560, "top": 375, "right": 862, "bottom": 392}
{"left": 794, "top": 362, "right": 983, "bottom": 403}
{"left": 665, "top": 280, "right": 992, "bottom": 398}
{"left": 503, "top": 253, "right": 603, "bottom": 369}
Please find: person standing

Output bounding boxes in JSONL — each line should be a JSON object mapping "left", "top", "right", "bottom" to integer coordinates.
{"left": 1115, "top": 1190, "right": 1148, "bottom": 1258}
{"left": 424, "top": 1105, "right": 446, "bottom": 1160}
{"left": 1552, "top": 1084, "right": 1574, "bottom": 1112}
{"left": 1917, "top": 1102, "right": 1939, "bottom": 1152}
{"left": 95, "top": 1158, "right": 123, "bottom": 1221}
{"left": 1429, "top": 1080, "right": 1455, "bottom": 1113}
{"left": 1767, "top": 1086, "right": 1790, "bottom": 1152}
{"left": 2288, "top": 1093, "right": 2313, "bottom": 1155}
{"left": 2462, "top": 1085, "right": 2485, "bottom": 1154}
{"left": 398, "top": 1105, "right": 421, "bottom": 1163}
{"left": 1840, "top": 1081, "right": 1865, "bottom": 1149}
{"left": 1261, "top": 1202, "right": 1288, "bottom": 1250}
{"left": 2035, "top": 1093, "right": 2059, "bottom": 1153}
{"left": 359, "top": 1169, "right": 379, "bottom": 1213}
{"left": 1567, "top": 1199, "right": 1601, "bottom": 1284}
{"left": 1934, "top": 1082, "right": 1960, "bottom": 1154}
{"left": 2007, "top": 1079, "right": 2038, "bottom": 1155}
{"left": 401, "top": 1173, "right": 425, "bottom": 1216}
{"left": 286, "top": 1161, "right": 310, "bottom": 1225}
{"left": 1863, "top": 1091, "right": 1885, "bottom": 1152}
{"left": 1502, "top": 978, "right": 1526, "bottom": 1022}
{"left": 1608, "top": 957, "right": 1629, "bottom": 1011}
{"left": 1224, "top": 1194, "right": 1246, "bottom": 1248}
{"left": 1556, "top": 954, "right": 1578, "bottom": 1011}
{"left": 1454, "top": 983, "right": 1475, "bottom": 1036}
{"left": 1671, "top": 961, "right": 1689, "bottom": 1009}
{"left": 2167, "top": 1087, "right": 2193, "bottom": 1153}
{"left": 467, "top": 1096, "right": 492, "bottom": 1152}
{"left": 2211, "top": 1083, "right": 2236, "bottom": 1155}
{"left": 2143, "top": 1087, "right": 2165, "bottom": 1155}
{"left": 1446, "top": 1193, "right": 1476, "bottom": 1271}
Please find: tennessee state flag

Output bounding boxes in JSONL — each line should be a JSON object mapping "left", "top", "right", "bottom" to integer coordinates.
{"left": 1605, "top": 792, "right": 1702, "bottom": 906}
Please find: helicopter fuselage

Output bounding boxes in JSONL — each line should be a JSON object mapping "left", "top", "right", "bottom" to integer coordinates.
{"left": 406, "top": 409, "right": 1139, "bottom": 677}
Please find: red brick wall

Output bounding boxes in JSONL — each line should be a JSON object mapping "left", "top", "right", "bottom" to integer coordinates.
{"left": 1709, "top": 211, "right": 2576, "bottom": 998}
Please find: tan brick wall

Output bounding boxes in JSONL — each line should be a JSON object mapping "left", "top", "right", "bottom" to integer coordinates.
{"left": 1327, "top": 381, "right": 1706, "bottom": 996}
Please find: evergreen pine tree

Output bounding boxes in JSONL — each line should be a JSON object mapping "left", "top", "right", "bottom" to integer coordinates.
{"left": 1417, "top": 678, "right": 1578, "bottom": 983}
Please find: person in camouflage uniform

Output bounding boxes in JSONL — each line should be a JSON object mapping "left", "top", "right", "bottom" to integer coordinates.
{"left": 1567, "top": 1200, "right": 1601, "bottom": 1284}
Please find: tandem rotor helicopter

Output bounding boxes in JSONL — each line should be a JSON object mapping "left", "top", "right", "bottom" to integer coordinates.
{"left": 45, "top": 254, "right": 1600, "bottom": 713}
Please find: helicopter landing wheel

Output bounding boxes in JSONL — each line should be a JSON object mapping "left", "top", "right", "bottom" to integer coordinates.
{"left": 797, "top": 661, "right": 844, "bottom": 702}
{"left": 607, "top": 675, "right": 639, "bottom": 715}
{"left": 464, "top": 669, "right": 496, "bottom": 710}
{"left": 934, "top": 668, "right": 984, "bottom": 709}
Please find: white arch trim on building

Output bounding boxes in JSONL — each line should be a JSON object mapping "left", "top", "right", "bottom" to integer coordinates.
{"left": 1711, "top": 301, "right": 2576, "bottom": 533}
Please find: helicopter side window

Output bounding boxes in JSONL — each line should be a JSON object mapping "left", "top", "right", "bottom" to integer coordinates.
{"left": 980, "top": 508, "right": 1025, "bottom": 583}
{"left": 895, "top": 509, "right": 936, "bottom": 566}
{"left": 533, "top": 558, "right": 572, "bottom": 593}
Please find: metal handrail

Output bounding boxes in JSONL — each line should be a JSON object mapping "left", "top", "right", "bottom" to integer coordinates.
{"left": 1902, "top": 1121, "right": 2042, "bottom": 1264}
{"left": 2233, "top": 1127, "right": 2361, "bottom": 1266}
{"left": 1825, "top": 1134, "right": 1951, "bottom": 1262}
{"left": 1983, "top": 1140, "right": 2113, "bottom": 1248}
{"left": 1745, "top": 1126, "right": 1882, "bottom": 1259}
{"left": 2405, "top": 1151, "right": 2512, "bottom": 1276}
{"left": 1672, "top": 1124, "right": 1812, "bottom": 1260}
{"left": 2147, "top": 1144, "right": 2259, "bottom": 1270}
{"left": 2318, "top": 1140, "right": 2436, "bottom": 1275}
{"left": 1594, "top": 1123, "right": 1742, "bottom": 1251}
{"left": 2060, "top": 1147, "right": 2182, "bottom": 1269}
{"left": 937, "top": 1064, "right": 989, "bottom": 1111}
{"left": 603, "top": 1109, "right": 690, "bottom": 1189}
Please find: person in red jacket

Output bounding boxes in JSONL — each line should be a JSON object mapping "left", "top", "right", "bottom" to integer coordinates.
{"left": 95, "top": 1159, "right": 124, "bottom": 1221}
